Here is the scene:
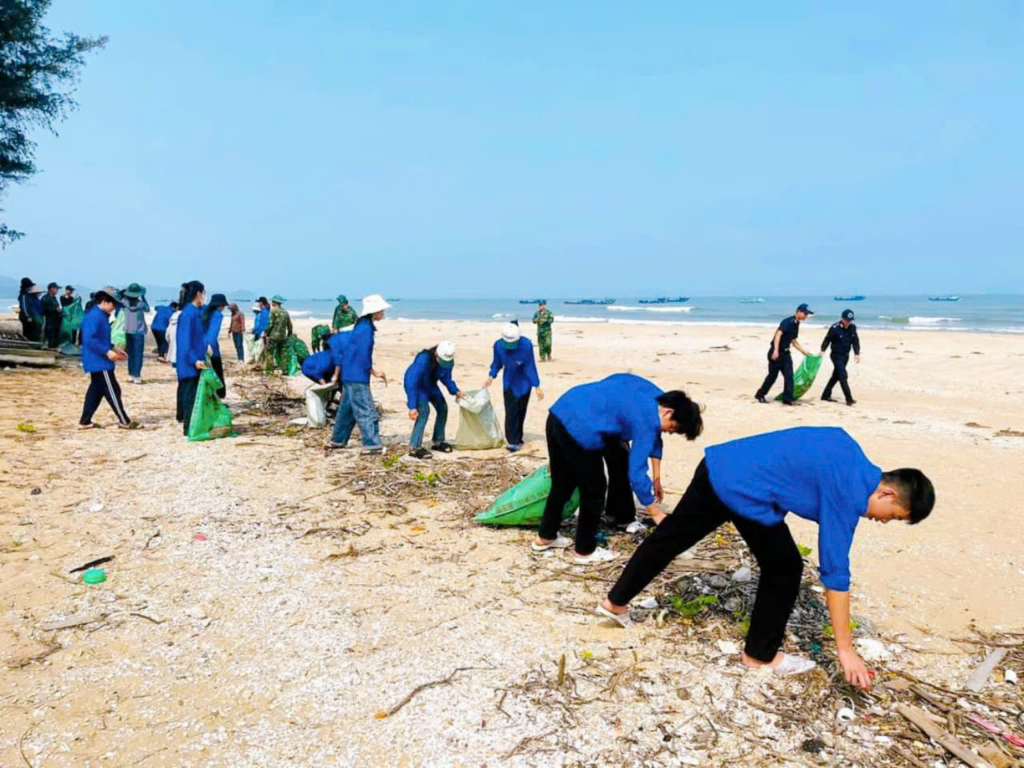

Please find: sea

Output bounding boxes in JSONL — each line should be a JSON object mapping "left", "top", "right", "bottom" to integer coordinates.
{"left": 6, "top": 295, "right": 1023, "bottom": 334}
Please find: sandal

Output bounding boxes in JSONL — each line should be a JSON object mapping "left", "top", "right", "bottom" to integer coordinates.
{"left": 118, "top": 422, "right": 144, "bottom": 430}
{"left": 572, "top": 547, "right": 619, "bottom": 565}
{"left": 596, "top": 604, "right": 632, "bottom": 628}
{"left": 77, "top": 423, "right": 99, "bottom": 430}
{"left": 531, "top": 536, "right": 572, "bottom": 552}
{"left": 771, "top": 653, "right": 817, "bottom": 676}
{"left": 409, "top": 447, "right": 432, "bottom": 460}
{"left": 431, "top": 442, "right": 454, "bottom": 453}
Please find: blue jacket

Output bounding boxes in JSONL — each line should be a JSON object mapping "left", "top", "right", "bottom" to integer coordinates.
{"left": 488, "top": 337, "right": 540, "bottom": 397}
{"left": 253, "top": 306, "right": 270, "bottom": 337}
{"left": 302, "top": 350, "right": 336, "bottom": 382}
{"left": 342, "top": 316, "right": 375, "bottom": 384}
{"left": 152, "top": 305, "right": 174, "bottom": 333}
{"left": 551, "top": 374, "right": 664, "bottom": 506}
{"left": 81, "top": 306, "right": 115, "bottom": 373}
{"left": 175, "top": 303, "right": 205, "bottom": 380}
{"left": 203, "top": 308, "right": 223, "bottom": 358}
{"left": 327, "top": 331, "right": 349, "bottom": 377}
{"left": 705, "top": 427, "right": 882, "bottom": 592}
{"left": 20, "top": 293, "right": 43, "bottom": 323}
{"left": 403, "top": 350, "right": 459, "bottom": 409}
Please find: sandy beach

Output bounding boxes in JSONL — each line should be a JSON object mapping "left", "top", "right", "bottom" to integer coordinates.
{"left": 2, "top": 318, "right": 1023, "bottom": 767}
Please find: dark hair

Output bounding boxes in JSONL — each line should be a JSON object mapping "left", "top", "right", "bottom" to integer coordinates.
{"left": 182, "top": 280, "right": 205, "bottom": 305}
{"left": 170, "top": 301, "right": 180, "bottom": 311}
{"left": 202, "top": 294, "right": 227, "bottom": 328}
{"left": 258, "top": 296, "right": 269, "bottom": 306}
{"left": 881, "top": 468, "right": 935, "bottom": 524}
{"left": 656, "top": 390, "right": 704, "bottom": 440}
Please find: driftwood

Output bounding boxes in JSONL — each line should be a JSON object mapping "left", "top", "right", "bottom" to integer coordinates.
{"left": 896, "top": 704, "right": 993, "bottom": 768}
{"left": 966, "top": 648, "right": 1008, "bottom": 692}
{"left": 40, "top": 612, "right": 108, "bottom": 631}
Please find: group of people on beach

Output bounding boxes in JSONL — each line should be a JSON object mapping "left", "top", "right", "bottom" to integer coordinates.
{"left": 29, "top": 280, "right": 934, "bottom": 689}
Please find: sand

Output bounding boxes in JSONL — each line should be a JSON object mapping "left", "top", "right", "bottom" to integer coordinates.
{"left": 1, "top": 317, "right": 1022, "bottom": 766}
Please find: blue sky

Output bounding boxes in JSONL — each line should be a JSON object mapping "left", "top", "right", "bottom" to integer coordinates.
{"left": 3, "top": 1, "right": 1022, "bottom": 297}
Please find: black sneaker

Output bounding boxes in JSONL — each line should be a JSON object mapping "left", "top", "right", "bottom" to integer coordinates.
{"left": 781, "top": 399, "right": 798, "bottom": 406}
{"left": 846, "top": 399, "right": 857, "bottom": 406}
{"left": 755, "top": 394, "right": 768, "bottom": 404}
{"left": 409, "top": 447, "right": 432, "bottom": 459}
{"left": 431, "top": 442, "right": 454, "bottom": 453}
{"left": 821, "top": 395, "right": 835, "bottom": 402}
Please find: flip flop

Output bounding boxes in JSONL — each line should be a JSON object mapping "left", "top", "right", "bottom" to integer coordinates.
{"left": 118, "top": 422, "right": 144, "bottom": 430}
{"left": 772, "top": 653, "right": 817, "bottom": 676}
{"left": 595, "top": 604, "right": 632, "bottom": 628}
{"left": 77, "top": 423, "right": 98, "bottom": 430}
{"left": 531, "top": 536, "right": 572, "bottom": 552}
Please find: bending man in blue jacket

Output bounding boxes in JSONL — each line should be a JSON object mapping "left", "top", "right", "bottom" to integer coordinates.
{"left": 483, "top": 322, "right": 543, "bottom": 452}
{"left": 599, "top": 427, "right": 934, "bottom": 689}
{"left": 331, "top": 295, "right": 390, "bottom": 453}
{"left": 403, "top": 340, "right": 464, "bottom": 459}
{"left": 79, "top": 287, "right": 134, "bottom": 429}
{"left": 534, "top": 374, "right": 704, "bottom": 565}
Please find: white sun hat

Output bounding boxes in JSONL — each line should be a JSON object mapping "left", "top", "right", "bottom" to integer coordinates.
{"left": 360, "top": 294, "right": 391, "bottom": 317}
{"left": 501, "top": 322, "right": 521, "bottom": 344}
{"left": 436, "top": 340, "right": 456, "bottom": 362}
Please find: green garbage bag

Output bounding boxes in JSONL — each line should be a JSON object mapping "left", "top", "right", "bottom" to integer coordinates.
{"left": 776, "top": 354, "right": 823, "bottom": 401}
{"left": 187, "top": 363, "right": 235, "bottom": 442}
{"left": 110, "top": 307, "right": 126, "bottom": 349}
{"left": 58, "top": 297, "right": 83, "bottom": 346}
{"left": 311, "top": 324, "right": 331, "bottom": 352}
{"left": 474, "top": 464, "right": 580, "bottom": 526}
{"left": 284, "top": 335, "right": 310, "bottom": 376}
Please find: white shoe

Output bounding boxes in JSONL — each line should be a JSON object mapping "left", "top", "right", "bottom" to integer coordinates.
{"left": 624, "top": 520, "right": 648, "bottom": 534}
{"left": 531, "top": 536, "right": 572, "bottom": 552}
{"left": 771, "top": 653, "right": 817, "bottom": 676}
{"left": 596, "top": 604, "right": 632, "bottom": 628}
{"left": 573, "top": 547, "right": 618, "bottom": 565}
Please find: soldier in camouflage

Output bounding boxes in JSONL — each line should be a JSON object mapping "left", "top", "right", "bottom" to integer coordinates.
{"left": 533, "top": 300, "right": 554, "bottom": 361}
{"left": 264, "top": 295, "right": 293, "bottom": 373}
{"left": 332, "top": 294, "right": 358, "bottom": 331}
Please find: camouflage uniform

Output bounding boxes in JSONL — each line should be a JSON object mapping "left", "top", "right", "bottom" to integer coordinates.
{"left": 266, "top": 306, "right": 293, "bottom": 373}
{"left": 311, "top": 323, "right": 331, "bottom": 352}
{"left": 333, "top": 304, "right": 357, "bottom": 330}
{"left": 533, "top": 307, "right": 554, "bottom": 361}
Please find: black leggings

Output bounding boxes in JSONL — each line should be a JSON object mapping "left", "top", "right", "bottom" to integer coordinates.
{"left": 608, "top": 460, "right": 803, "bottom": 663}
{"left": 503, "top": 389, "right": 531, "bottom": 446}
{"left": 81, "top": 370, "right": 131, "bottom": 426}
{"left": 176, "top": 376, "right": 200, "bottom": 436}
{"left": 756, "top": 349, "right": 794, "bottom": 402}
{"left": 538, "top": 415, "right": 637, "bottom": 555}
{"left": 210, "top": 355, "right": 226, "bottom": 399}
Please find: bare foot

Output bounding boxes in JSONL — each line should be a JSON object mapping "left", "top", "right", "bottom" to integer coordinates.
{"left": 741, "top": 651, "right": 783, "bottom": 669}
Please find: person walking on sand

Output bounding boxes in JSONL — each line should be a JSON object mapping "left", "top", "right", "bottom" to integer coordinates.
{"left": 821, "top": 309, "right": 861, "bottom": 406}
{"left": 484, "top": 322, "right": 543, "bottom": 452}
{"left": 227, "top": 303, "right": 246, "bottom": 361}
{"left": 755, "top": 303, "right": 814, "bottom": 405}
{"left": 330, "top": 294, "right": 390, "bottom": 454}
{"left": 263, "top": 295, "right": 293, "bottom": 373}
{"left": 41, "top": 282, "right": 63, "bottom": 349}
{"left": 175, "top": 281, "right": 207, "bottom": 436}
{"left": 598, "top": 426, "right": 934, "bottom": 690}
{"left": 532, "top": 300, "right": 554, "bottom": 361}
{"left": 18, "top": 280, "right": 44, "bottom": 342}
{"left": 79, "top": 287, "right": 139, "bottom": 430}
{"left": 532, "top": 374, "right": 704, "bottom": 565}
{"left": 403, "top": 340, "right": 464, "bottom": 459}
{"left": 332, "top": 294, "right": 357, "bottom": 331}
{"left": 252, "top": 296, "right": 270, "bottom": 339}
{"left": 203, "top": 293, "right": 229, "bottom": 398}
{"left": 151, "top": 301, "right": 176, "bottom": 362}
{"left": 122, "top": 284, "right": 150, "bottom": 384}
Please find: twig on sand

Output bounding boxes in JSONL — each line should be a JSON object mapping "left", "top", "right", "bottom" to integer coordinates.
{"left": 69, "top": 555, "right": 114, "bottom": 574}
{"left": 19, "top": 724, "right": 33, "bottom": 767}
{"left": 123, "top": 453, "right": 147, "bottom": 463}
{"left": 386, "top": 665, "right": 491, "bottom": 717}
{"left": 503, "top": 729, "right": 558, "bottom": 760}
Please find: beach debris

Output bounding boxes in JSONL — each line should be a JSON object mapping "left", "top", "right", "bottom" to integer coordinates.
{"left": 967, "top": 648, "right": 1009, "bottom": 692}
{"left": 382, "top": 665, "right": 490, "bottom": 718}
{"left": 30, "top": 487, "right": 41, "bottom": 495}
{"left": 40, "top": 612, "right": 109, "bottom": 631}
{"left": 731, "top": 566, "right": 751, "bottom": 582}
{"left": 801, "top": 737, "right": 826, "bottom": 753}
{"left": 637, "top": 597, "right": 659, "bottom": 609}
{"left": 1004, "top": 668, "right": 1017, "bottom": 685}
{"left": 896, "top": 704, "right": 993, "bottom": 768}
{"left": 16, "top": 421, "right": 36, "bottom": 433}
{"left": 716, "top": 640, "right": 738, "bottom": 655}
{"left": 69, "top": 555, "right": 114, "bottom": 574}
{"left": 89, "top": 502, "right": 104, "bottom": 513}
{"left": 965, "top": 714, "right": 1024, "bottom": 748}
{"left": 193, "top": 534, "right": 208, "bottom": 542}
{"left": 977, "top": 744, "right": 1015, "bottom": 768}
{"left": 837, "top": 705, "right": 856, "bottom": 722}
{"left": 855, "top": 637, "right": 891, "bottom": 662}
{"left": 82, "top": 568, "right": 106, "bottom": 585}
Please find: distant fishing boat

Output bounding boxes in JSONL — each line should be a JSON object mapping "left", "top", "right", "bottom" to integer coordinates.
{"left": 518, "top": 299, "right": 543, "bottom": 304}
{"left": 639, "top": 297, "right": 689, "bottom": 304}
{"left": 739, "top": 297, "right": 765, "bottom": 304}
{"left": 565, "top": 298, "right": 616, "bottom": 306}
{"left": 834, "top": 295, "right": 866, "bottom": 301}
{"left": 928, "top": 295, "right": 961, "bottom": 302}
{"left": 386, "top": 298, "right": 401, "bottom": 302}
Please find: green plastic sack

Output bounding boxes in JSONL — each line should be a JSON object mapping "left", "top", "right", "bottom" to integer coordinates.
{"left": 58, "top": 297, "right": 83, "bottom": 346}
{"left": 188, "top": 364, "right": 235, "bottom": 442}
{"left": 776, "top": 354, "right": 823, "bottom": 401}
{"left": 474, "top": 464, "right": 580, "bottom": 526}
{"left": 285, "top": 335, "right": 310, "bottom": 376}
{"left": 311, "top": 324, "right": 331, "bottom": 352}
{"left": 110, "top": 308, "right": 126, "bottom": 348}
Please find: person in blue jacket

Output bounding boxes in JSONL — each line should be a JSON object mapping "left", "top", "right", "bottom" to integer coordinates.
{"left": 534, "top": 374, "right": 704, "bottom": 565}
{"left": 483, "top": 322, "right": 543, "bottom": 452}
{"left": 330, "top": 294, "right": 391, "bottom": 453}
{"left": 252, "top": 297, "right": 270, "bottom": 339}
{"left": 600, "top": 427, "right": 935, "bottom": 689}
{"left": 151, "top": 301, "right": 176, "bottom": 361}
{"left": 78, "top": 287, "right": 136, "bottom": 429}
{"left": 301, "top": 348, "right": 339, "bottom": 385}
{"left": 202, "top": 293, "right": 229, "bottom": 398}
{"left": 176, "top": 281, "right": 207, "bottom": 436}
{"left": 403, "top": 340, "right": 464, "bottom": 459}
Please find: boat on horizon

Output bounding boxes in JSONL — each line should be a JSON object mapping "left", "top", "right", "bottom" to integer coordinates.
{"left": 565, "top": 298, "right": 616, "bottom": 306}
{"left": 518, "top": 299, "right": 543, "bottom": 304}
{"left": 928, "top": 295, "right": 962, "bottom": 302}
{"left": 834, "top": 295, "right": 866, "bottom": 301}
{"left": 739, "top": 297, "right": 765, "bottom": 304}
{"left": 638, "top": 297, "right": 689, "bottom": 304}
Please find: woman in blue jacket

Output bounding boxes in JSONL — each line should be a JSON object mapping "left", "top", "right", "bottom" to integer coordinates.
{"left": 403, "top": 340, "right": 463, "bottom": 459}
{"left": 151, "top": 302, "right": 176, "bottom": 361}
{"left": 175, "top": 281, "right": 207, "bottom": 435}
{"left": 79, "top": 287, "right": 136, "bottom": 429}
{"left": 483, "top": 322, "right": 543, "bottom": 452}
{"left": 252, "top": 297, "right": 270, "bottom": 339}
{"left": 202, "top": 293, "right": 228, "bottom": 398}
{"left": 330, "top": 294, "right": 390, "bottom": 453}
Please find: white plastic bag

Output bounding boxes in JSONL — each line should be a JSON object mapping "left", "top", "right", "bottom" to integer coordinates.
{"left": 244, "top": 336, "right": 264, "bottom": 366}
{"left": 455, "top": 389, "right": 504, "bottom": 449}
{"left": 304, "top": 381, "right": 337, "bottom": 429}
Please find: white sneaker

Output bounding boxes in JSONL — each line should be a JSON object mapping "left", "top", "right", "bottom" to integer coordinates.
{"left": 624, "top": 520, "right": 648, "bottom": 534}
{"left": 531, "top": 536, "right": 572, "bottom": 552}
{"left": 573, "top": 547, "right": 618, "bottom": 565}
{"left": 770, "top": 653, "right": 817, "bottom": 676}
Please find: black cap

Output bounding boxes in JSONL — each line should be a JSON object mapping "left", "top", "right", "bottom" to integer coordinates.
{"left": 47, "top": 282, "right": 59, "bottom": 290}
{"left": 65, "top": 285, "right": 74, "bottom": 291}
{"left": 841, "top": 309, "right": 855, "bottom": 321}
{"left": 208, "top": 293, "right": 228, "bottom": 309}
{"left": 796, "top": 303, "right": 814, "bottom": 315}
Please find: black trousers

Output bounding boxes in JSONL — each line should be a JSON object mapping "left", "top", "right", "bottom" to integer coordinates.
{"left": 608, "top": 460, "right": 803, "bottom": 663}
{"left": 539, "top": 416, "right": 636, "bottom": 555}
{"left": 43, "top": 315, "right": 61, "bottom": 348}
{"left": 176, "top": 376, "right": 200, "bottom": 436}
{"left": 756, "top": 349, "right": 794, "bottom": 402}
{"left": 80, "top": 370, "right": 131, "bottom": 426}
{"left": 210, "top": 355, "right": 226, "bottom": 399}
{"left": 503, "top": 389, "right": 531, "bottom": 446}
{"left": 21, "top": 317, "right": 42, "bottom": 343}
{"left": 822, "top": 354, "right": 853, "bottom": 403}
{"left": 153, "top": 329, "right": 168, "bottom": 357}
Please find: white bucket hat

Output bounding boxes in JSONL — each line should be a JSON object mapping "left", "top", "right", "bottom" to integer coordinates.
{"left": 436, "top": 340, "right": 456, "bottom": 363}
{"left": 360, "top": 294, "right": 391, "bottom": 317}
{"left": 501, "top": 322, "right": 521, "bottom": 344}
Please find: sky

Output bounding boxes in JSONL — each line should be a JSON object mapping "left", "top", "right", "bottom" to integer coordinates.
{"left": 2, "top": 1, "right": 1022, "bottom": 298}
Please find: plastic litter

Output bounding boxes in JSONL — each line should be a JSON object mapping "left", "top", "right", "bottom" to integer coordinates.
{"left": 731, "top": 566, "right": 752, "bottom": 582}
{"left": 194, "top": 534, "right": 208, "bottom": 542}
{"left": 305, "top": 381, "right": 337, "bottom": 429}
{"left": 89, "top": 502, "right": 104, "bottom": 513}
{"left": 455, "top": 389, "right": 504, "bottom": 450}
{"left": 82, "top": 568, "right": 106, "bottom": 585}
